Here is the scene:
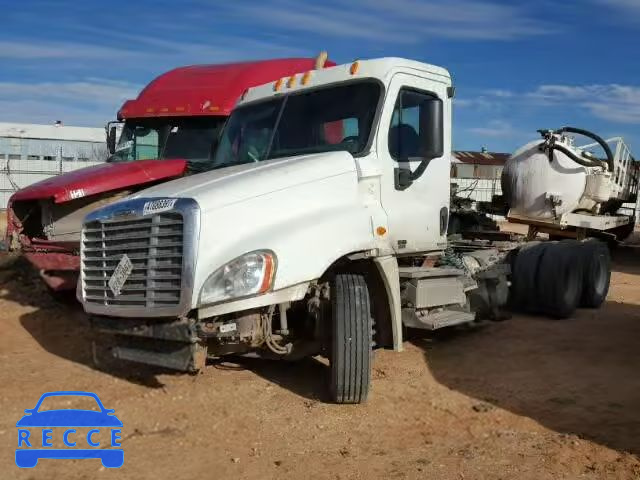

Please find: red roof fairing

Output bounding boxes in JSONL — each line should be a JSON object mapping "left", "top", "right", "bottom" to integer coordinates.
{"left": 118, "top": 58, "right": 336, "bottom": 120}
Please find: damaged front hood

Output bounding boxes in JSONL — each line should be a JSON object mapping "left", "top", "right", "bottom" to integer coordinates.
{"left": 9, "top": 159, "right": 188, "bottom": 204}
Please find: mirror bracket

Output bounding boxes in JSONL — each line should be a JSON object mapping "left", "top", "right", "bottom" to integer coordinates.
{"left": 395, "top": 167, "right": 412, "bottom": 190}
{"left": 394, "top": 158, "right": 433, "bottom": 191}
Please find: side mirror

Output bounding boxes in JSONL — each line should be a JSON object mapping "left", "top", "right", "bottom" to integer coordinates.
{"left": 107, "top": 126, "right": 117, "bottom": 154}
{"left": 395, "top": 97, "right": 444, "bottom": 190}
{"left": 419, "top": 97, "right": 443, "bottom": 160}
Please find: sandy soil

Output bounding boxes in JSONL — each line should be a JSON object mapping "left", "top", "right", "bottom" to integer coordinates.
{"left": 1, "top": 245, "right": 640, "bottom": 479}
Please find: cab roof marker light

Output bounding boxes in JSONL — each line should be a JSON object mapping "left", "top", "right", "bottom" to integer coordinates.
{"left": 274, "top": 78, "right": 284, "bottom": 91}
{"left": 287, "top": 75, "right": 297, "bottom": 88}
{"left": 175, "top": 106, "right": 186, "bottom": 112}
{"left": 301, "top": 71, "right": 312, "bottom": 86}
{"left": 160, "top": 107, "right": 169, "bottom": 112}
{"left": 146, "top": 108, "right": 154, "bottom": 113}
{"left": 350, "top": 61, "right": 360, "bottom": 75}
{"left": 314, "top": 51, "right": 328, "bottom": 70}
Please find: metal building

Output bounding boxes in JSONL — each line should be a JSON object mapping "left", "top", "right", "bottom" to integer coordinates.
{"left": 0, "top": 122, "right": 107, "bottom": 209}
{"left": 451, "top": 150, "right": 509, "bottom": 203}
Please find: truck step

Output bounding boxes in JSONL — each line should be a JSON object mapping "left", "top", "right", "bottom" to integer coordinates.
{"left": 402, "top": 308, "right": 475, "bottom": 330}
{"left": 398, "top": 266, "right": 464, "bottom": 279}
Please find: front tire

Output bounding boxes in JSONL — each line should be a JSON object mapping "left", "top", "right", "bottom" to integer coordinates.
{"left": 329, "top": 273, "right": 373, "bottom": 404}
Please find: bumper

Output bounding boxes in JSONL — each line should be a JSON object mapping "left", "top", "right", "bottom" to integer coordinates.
{"left": 24, "top": 251, "right": 80, "bottom": 291}
{"left": 90, "top": 316, "right": 207, "bottom": 372}
{"left": 24, "top": 251, "right": 80, "bottom": 271}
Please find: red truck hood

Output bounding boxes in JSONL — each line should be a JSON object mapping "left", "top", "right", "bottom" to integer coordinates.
{"left": 9, "top": 159, "right": 188, "bottom": 204}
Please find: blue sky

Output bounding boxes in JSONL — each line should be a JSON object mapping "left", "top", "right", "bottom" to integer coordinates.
{"left": 1, "top": 0, "right": 639, "bottom": 153}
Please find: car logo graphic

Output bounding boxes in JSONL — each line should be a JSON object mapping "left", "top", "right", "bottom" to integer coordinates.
{"left": 15, "top": 391, "right": 123, "bottom": 468}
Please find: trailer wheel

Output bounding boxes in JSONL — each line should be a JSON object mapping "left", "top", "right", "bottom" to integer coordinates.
{"left": 580, "top": 239, "right": 611, "bottom": 308}
{"left": 329, "top": 273, "right": 373, "bottom": 404}
{"left": 539, "top": 241, "right": 583, "bottom": 319}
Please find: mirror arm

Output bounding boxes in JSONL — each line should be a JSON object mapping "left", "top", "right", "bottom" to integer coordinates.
{"left": 410, "top": 158, "right": 431, "bottom": 181}
{"left": 394, "top": 158, "right": 432, "bottom": 191}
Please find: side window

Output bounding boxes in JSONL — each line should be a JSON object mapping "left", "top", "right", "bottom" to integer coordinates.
{"left": 388, "top": 89, "right": 443, "bottom": 161}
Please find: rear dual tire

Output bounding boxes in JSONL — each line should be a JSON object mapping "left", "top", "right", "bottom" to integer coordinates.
{"left": 538, "top": 241, "right": 583, "bottom": 319}
{"left": 511, "top": 239, "right": 611, "bottom": 318}
{"left": 580, "top": 239, "right": 610, "bottom": 308}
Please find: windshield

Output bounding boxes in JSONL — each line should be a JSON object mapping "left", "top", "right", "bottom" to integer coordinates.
{"left": 211, "top": 81, "right": 380, "bottom": 169}
{"left": 109, "top": 117, "right": 226, "bottom": 164}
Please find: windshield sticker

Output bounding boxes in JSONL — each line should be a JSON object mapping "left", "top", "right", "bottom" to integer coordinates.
{"left": 143, "top": 198, "right": 177, "bottom": 216}
{"left": 115, "top": 140, "right": 133, "bottom": 152}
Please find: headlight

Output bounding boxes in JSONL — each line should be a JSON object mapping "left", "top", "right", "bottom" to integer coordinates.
{"left": 199, "top": 250, "right": 276, "bottom": 306}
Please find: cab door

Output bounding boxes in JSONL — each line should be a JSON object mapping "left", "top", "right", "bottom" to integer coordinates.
{"left": 377, "top": 73, "right": 451, "bottom": 254}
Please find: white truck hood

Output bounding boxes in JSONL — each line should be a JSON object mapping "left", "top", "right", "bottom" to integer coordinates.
{"left": 124, "top": 149, "right": 382, "bottom": 314}
{"left": 132, "top": 151, "right": 358, "bottom": 212}
{"left": 81, "top": 149, "right": 384, "bottom": 317}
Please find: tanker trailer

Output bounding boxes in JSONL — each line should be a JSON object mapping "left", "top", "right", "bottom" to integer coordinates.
{"left": 503, "top": 127, "right": 639, "bottom": 241}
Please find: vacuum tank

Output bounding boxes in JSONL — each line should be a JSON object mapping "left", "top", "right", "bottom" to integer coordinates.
{"left": 502, "top": 127, "right": 635, "bottom": 220}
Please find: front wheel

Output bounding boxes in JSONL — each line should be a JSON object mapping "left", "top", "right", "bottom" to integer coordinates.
{"left": 329, "top": 273, "right": 373, "bottom": 404}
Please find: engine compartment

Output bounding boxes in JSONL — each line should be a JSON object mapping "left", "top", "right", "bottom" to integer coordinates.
{"left": 9, "top": 189, "right": 133, "bottom": 246}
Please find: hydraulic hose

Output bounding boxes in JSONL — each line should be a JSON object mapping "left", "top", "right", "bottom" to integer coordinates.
{"left": 553, "top": 126, "right": 615, "bottom": 172}
{"left": 262, "top": 305, "right": 290, "bottom": 355}
{"left": 548, "top": 142, "right": 607, "bottom": 169}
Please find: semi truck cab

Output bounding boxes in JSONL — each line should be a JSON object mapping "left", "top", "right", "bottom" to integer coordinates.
{"left": 80, "top": 57, "right": 609, "bottom": 403}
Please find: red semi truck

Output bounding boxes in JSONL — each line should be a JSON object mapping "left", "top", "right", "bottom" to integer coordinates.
{"left": 6, "top": 56, "right": 331, "bottom": 291}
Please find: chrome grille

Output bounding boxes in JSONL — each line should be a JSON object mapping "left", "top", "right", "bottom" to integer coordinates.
{"left": 82, "top": 212, "right": 184, "bottom": 308}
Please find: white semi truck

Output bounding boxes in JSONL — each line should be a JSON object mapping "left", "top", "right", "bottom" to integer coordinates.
{"left": 78, "top": 58, "right": 613, "bottom": 403}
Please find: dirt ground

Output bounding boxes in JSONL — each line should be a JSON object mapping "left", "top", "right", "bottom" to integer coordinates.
{"left": 1, "top": 231, "right": 640, "bottom": 479}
